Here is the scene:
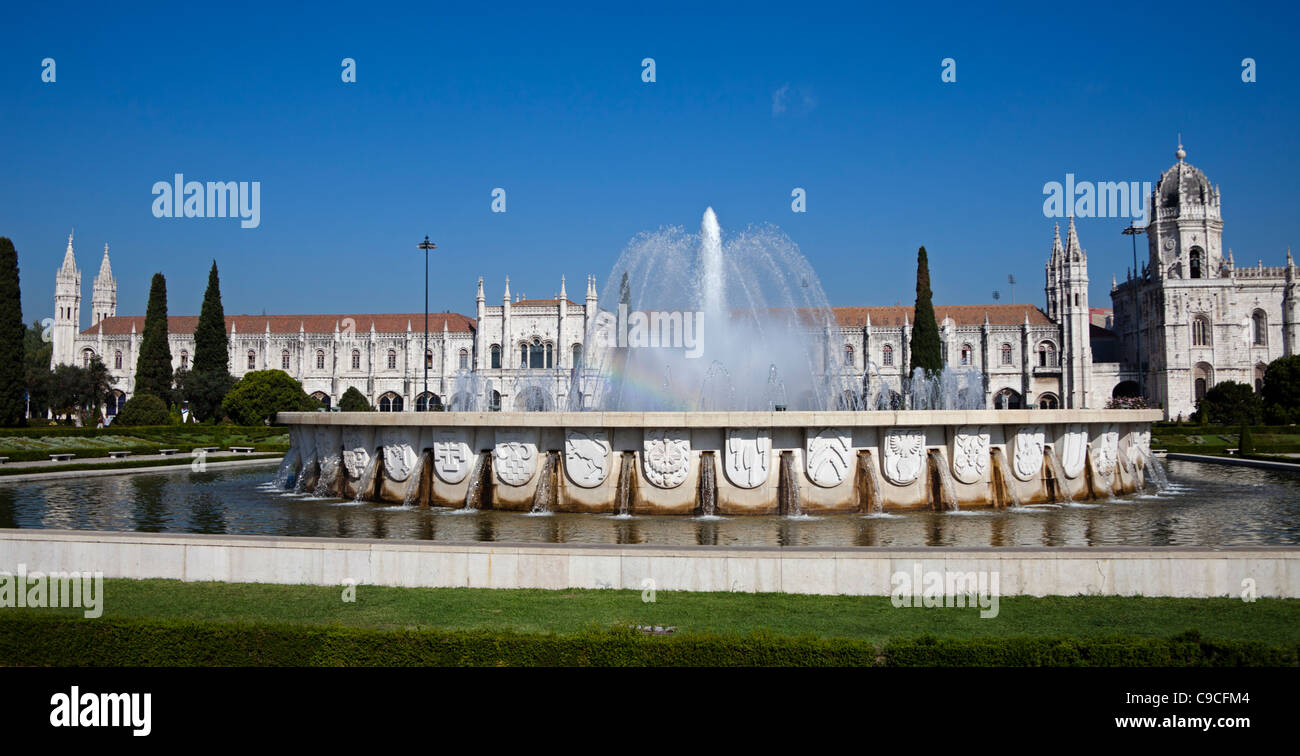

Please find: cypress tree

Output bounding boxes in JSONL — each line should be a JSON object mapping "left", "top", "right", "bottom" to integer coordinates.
{"left": 134, "top": 273, "right": 173, "bottom": 400}
{"left": 0, "top": 238, "right": 26, "bottom": 425}
{"left": 908, "top": 246, "right": 943, "bottom": 376}
{"left": 193, "top": 261, "right": 229, "bottom": 377}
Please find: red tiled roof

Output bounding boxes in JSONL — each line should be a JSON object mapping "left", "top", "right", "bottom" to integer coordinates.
{"left": 832, "top": 304, "right": 1053, "bottom": 327}
{"left": 81, "top": 313, "right": 476, "bottom": 337}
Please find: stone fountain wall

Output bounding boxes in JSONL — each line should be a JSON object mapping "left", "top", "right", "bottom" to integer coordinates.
{"left": 277, "top": 410, "right": 1163, "bottom": 513}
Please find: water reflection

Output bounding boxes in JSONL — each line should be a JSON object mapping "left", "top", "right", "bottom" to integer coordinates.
{"left": 0, "top": 459, "right": 1295, "bottom": 548}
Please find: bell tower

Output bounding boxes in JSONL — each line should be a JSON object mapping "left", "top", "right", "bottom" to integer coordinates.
{"left": 51, "top": 231, "right": 81, "bottom": 368}
{"left": 1147, "top": 141, "right": 1224, "bottom": 280}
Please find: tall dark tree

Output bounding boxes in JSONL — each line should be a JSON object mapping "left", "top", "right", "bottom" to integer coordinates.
{"left": 1262, "top": 355, "right": 1300, "bottom": 424}
{"left": 134, "top": 273, "right": 173, "bottom": 401}
{"left": 193, "top": 261, "right": 229, "bottom": 376}
{"left": 186, "top": 261, "right": 234, "bottom": 420}
{"left": 0, "top": 238, "right": 25, "bottom": 425}
{"left": 908, "top": 246, "right": 943, "bottom": 376}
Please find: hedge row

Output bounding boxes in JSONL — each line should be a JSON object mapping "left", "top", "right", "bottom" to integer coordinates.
{"left": 0, "top": 425, "right": 289, "bottom": 440}
{"left": 1, "top": 617, "right": 1295, "bottom": 667}
{"left": 0, "top": 444, "right": 287, "bottom": 463}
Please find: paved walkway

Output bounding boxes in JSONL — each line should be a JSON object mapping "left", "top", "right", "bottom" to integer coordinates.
{"left": 0, "top": 450, "right": 278, "bottom": 471}
{"left": 0, "top": 455, "right": 281, "bottom": 483}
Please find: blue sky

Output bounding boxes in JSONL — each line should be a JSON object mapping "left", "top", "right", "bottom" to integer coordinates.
{"left": 4, "top": 0, "right": 1299, "bottom": 324}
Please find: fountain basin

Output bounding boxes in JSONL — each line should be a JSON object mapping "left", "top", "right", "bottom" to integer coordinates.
{"left": 276, "top": 410, "right": 1162, "bottom": 514}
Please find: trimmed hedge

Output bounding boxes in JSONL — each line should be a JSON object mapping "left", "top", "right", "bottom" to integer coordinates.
{"left": 0, "top": 616, "right": 1294, "bottom": 667}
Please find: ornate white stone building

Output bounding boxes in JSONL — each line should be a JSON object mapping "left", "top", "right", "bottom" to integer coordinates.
{"left": 49, "top": 145, "right": 1296, "bottom": 420}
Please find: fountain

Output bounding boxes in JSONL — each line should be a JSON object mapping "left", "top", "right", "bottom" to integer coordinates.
{"left": 276, "top": 209, "right": 1161, "bottom": 514}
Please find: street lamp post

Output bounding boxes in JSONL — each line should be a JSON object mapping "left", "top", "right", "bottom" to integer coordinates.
{"left": 417, "top": 235, "right": 438, "bottom": 410}
{"left": 1122, "top": 223, "right": 1145, "bottom": 398}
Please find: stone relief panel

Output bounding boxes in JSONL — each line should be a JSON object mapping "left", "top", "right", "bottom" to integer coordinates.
{"left": 565, "top": 429, "right": 612, "bottom": 488}
{"left": 380, "top": 428, "right": 419, "bottom": 482}
{"left": 949, "top": 425, "right": 990, "bottom": 485}
{"left": 431, "top": 428, "right": 472, "bottom": 484}
{"left": 724, "top": 428, "right": 771, "bottom": 489}
{"left": 643, "top": 429, "right": 691, "bottom": 489}
{"left": 805, "top": 427, "right": 851, "bottom": 488}
{"left": 1013, "top": 425, "right": 1046, "bottom": 482}
{"left": 1093, "top": 424, "right": 1119, "bottom": 478}
{"left": 882, "top": 427, "right": 925, "bottom": 485}
{"left": 1059, "top": 423, "right": 1088, "bottom": 479}
{"left": 341, "top": 428, "right": 373, "bottom": 479}
{"left": 494, "top": 430, "right": 539, "bottom": 487}
{"left": 1125, "top": 427, "right": 1151, "bottom": 467}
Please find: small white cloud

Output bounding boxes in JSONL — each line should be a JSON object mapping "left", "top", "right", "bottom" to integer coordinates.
{"left": 772, "top": 83, "right": 815, "bottom": 117}
{"left": 771, "top": 83, "right": 791, "bottom": 116}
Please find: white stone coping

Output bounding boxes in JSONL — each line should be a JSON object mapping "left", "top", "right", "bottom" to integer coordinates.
{"left": 277, "top": 408, "right": 1163, "bottom": 428}
{"left": 2, "top": 529, "right": 1295, "bottom": 596}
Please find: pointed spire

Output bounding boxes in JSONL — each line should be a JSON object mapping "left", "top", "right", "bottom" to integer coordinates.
{"left": 1176, "top": 135, "right": 1186, "bottom": 162}
{"left": 97, "top": 244, "right": 113, "bottom": 278}
{"left": 559, "top": 275, "right": 566, "bottom": 300}
{"left": 1051, "top": 222, "right": 1063, "bottom": 261}
{"left": 59, "top": 230, "right": 77, "bottom": 275}
{"left": 476, "top": 276, "right": 484, "bottom": 301}
{"left": 504, "top": 276, "right": 511, "bottom": 302}
{"left": 1288, "top": 247, "right": 1295, "bottom": 267}
{"left": 1065, "top": 216, "right": 1079, "bottom": 254}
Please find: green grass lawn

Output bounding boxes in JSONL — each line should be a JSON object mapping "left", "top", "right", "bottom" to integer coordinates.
{"left": 0, "top": 425, "right": 289, "bottom": 462}
{"left": 1152, "top": 422, "right": 1300, "bottom": 455}
{"left": 10, "top": 579, "right": 1297, "bottom": 644}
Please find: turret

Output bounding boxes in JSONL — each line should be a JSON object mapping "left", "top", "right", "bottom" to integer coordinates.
{"left": 51, "top": 231, "right": 82, "bottom": 368}
{"left": 91, "top": 243, "right": 116, "bottom": 327}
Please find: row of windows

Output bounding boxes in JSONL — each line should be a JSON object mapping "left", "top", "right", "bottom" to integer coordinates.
{"left": 1190, "top": 311, "right": 1269, "bottom": 348}
{"left": 839, "top": 341, "right": 1058, "bottom": 369}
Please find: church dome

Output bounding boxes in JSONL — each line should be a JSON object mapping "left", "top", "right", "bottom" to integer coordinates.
{"left": 1154, "top": 144, "right": 1216, "bottom": 208}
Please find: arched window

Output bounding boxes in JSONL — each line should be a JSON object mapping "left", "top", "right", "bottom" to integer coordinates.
{"left": 572, "top": 344, "right": 582, "bottom": 369}
{"left": 281, "top": 349, "right": 290, "bottom": 370}
{"left": 843, "top": 344, "right": 855, "bottom": 368}
{"left": 377, "top": 392, "right": 403, "bottom": 412}
{"left": 106, "top": 390, "right": 126, "bottom": 416}
{"left": 520, "top": 342, "right": 528, "bottom": 366}
{"left": 414, "top": 392, "right": 439, "bottom": 412}
{"left": 387, "top": 349, "right": 397, "bottom": 370}
{"left": 350, "top": 349, "right": 360, "bottom": 370}
{"left": 960, "top": 344, "right": 972, "bottom": 366}
{"left": 881, "top": 344, "right": 894, "bottom": 367}
{"left": 1038, "top": 394, "right": 1059, "bottom": 410}
{"left": 1192, "top": 316, "right": 1210, "bottom": 347}
{"left": 1193, "top": 362, "right": 1213, "bottom": 402}
{"left": 994, "top": 388, "right": 1022, "bottom": 409}
{"left": 459, "top": 348, "right": 469, "bottom": 370}
{"left": 1037, "top": 341, "right": 1057, "bottom": 367}
{"left": 316, "top": 350, "right": 325, "bottom": 370}
{"left": 1253, "top": 310, "right": 1267, "bottom": 346}
{"left": 490, "top": 344, "right": 501, "bottom": 369}
{"left": 1000, "top": 343, "right": 1013, "bottom": 366}
{"left": 82, "top": 349, "right": 94, "bottom": 368}
{"left": 490, "top": 390, "right": 502, "bottom": 411}
{"left": 311, "top": 392, "right": 331, "bottom": 409}
{"left": 245, "top": 350, "right": 254, "bottom": 370}
{"left": 113, "top": 350, "right": 122, "bottom": 370}
{"left": 545, "top": 342, "right": 554, "bottom": 368}
{"left": 1189, "top": 247, "right": 1204, "bottom": 279}
{"left": 526, "top": 338, "right": 545, "bottom": 369}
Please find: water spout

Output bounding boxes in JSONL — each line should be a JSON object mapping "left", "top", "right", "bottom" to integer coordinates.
{"left": 778, "top": 451, "right": 802, "bottom": 517}
{"left": 531, "top": 452, "right": 558, "bottom": 514}
{"left": 615, "top": 452, "right": 635, "bottom": 516}
{"left": 463, "top": 451, "right": 491, "bottom": 510}
{"left": 402, "top": 451, "right": 428, "bottom": 507}
{"left": 857, "top": 450, "right": 883, "bottom": 513}
{"left": 1044, "top": 446, "right": 1074, "bottom": 503}
{"left": 927, "top": 448, "right": 959, "bottom": 511}
{"left": 989, "top": 448, "right": 1021, "bottom": 509}
{"left": 696, "top": 451, "right": 717, "bottom": 516}
{"left": 354, "top": 453, "right": 380, "bottom": 502}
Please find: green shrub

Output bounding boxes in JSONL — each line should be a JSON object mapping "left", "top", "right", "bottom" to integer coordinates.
{"left": 111, "top": 394, "right": 173, "bottom": 426}
{"left": 1263, "top": 355, "right": 1300, "bottom": 424}
{"left": 1194, "top": 381, "right": 1262, "bottom": 426}
{"left": 338, "top": 386, "right": 371, "bottom": 412}
{"left": 1239, "top": 424, "right": 1256, "bottom": 455}
{"left": 221, "top": 370, "right": 320, "bottom": 425}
